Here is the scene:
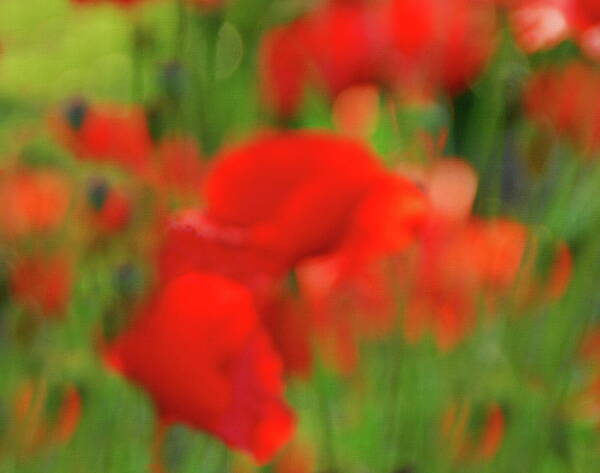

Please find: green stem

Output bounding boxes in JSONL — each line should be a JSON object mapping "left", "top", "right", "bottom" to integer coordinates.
{"left": 315, "top": 370, "right": 338, "bottom": 472}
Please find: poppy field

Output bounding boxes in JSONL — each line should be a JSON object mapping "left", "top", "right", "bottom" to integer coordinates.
{"left": 3, "top": 0, "right": 600, "bottom": 472}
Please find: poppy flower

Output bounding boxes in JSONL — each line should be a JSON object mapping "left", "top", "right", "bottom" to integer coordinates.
{"left": 9, "top": 253, "right": 73, "bottom": 317}
{"left": 153, "top": 137, "right": 204, "bottom": 196}
{"left": 260, "top": 0, "right": 497, "bottom": 116}
{"left": 158, "top": 210, "right": 309, "bottom": 378}
{"left": 259, "top": 1, "right": 385, "bottom": 117}
{"left": 260, "top": 26, "right": 309, "bottom": 118}
{"left": 570, "top": 0, "right": 600, "bottom": 59}
{"left": 0, "top": 169, "right": 70, "bottom": 239}
{"left": 86, "top": 178, "right": 132, "bottom": 234}
{"left": 158, "top": 209, "right": 286, "bottom": 301}
{"left": 105, "top": 272, "right": 295, "bottom": 464}
{"left": 524, "top": 62, "right": 600, "bottom": 154}
{"left": 50, "top": 100, "right": 153, "bottom": 176}
{"left": 200, "top": 132, "right": 426, "bottom": 374}
{"left": 382, "top": 0, "right": 498, "bottom": 96}
{"left": 406, "top": 217, "right": 530, "bottom": 349}
{"left": 203, "top": 131, "right": 384, "bottom": 265}
{"left": 392, "top": 159, "right": 532, "bottom": 349}
{"left": 261, "top": 292, "right": 313, "bottom": 379}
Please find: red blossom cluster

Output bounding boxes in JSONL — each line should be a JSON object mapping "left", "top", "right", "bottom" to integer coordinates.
{"left": 51, "top": 101, "right": 205, "bottom": 198}
{"left": 2, "top": 0, "right": 593, "bottom": 469}
{"left": 140, "top": 130, "right": 427, "bottom": 459}
{"left": 260, "top": 0, "right": 498, "bottom": 116}
{"left": 0, "top": 169, "right": 74, "bottom": 318}
{"left": 524, "top": 62, "right": 600, "bottom": 154}
{"left": 20, "top": 99, "right": 570, "bottom": 463}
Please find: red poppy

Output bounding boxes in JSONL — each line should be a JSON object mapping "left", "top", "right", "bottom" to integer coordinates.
{"left": 574, "top": 0, "right": 600, "bottom": 25}
{"left": 105, "top": 272, "right": 295, "bottom": 464}
{"left": 405, "top": 217, "right": 529, "bottom": 350}
{"left": 93, "top": 189, "right": 132, "bottom": 234}
{"left": 158, "top": 210, "right": 310, "bottom": 378}
{"left": 259, "top": 1, "right": 384, "bottom": 117}
{"left": 0, "top": 170, "right": 70, "bottom": 239}
{"left": 159, "top": 208, "right": 286, "bottom": 287}
{"left": 382, "top": 0, "right": 497, "bottom": 95}
{"left": 9, "top": 253, "right": 73, "bottom": 317}
{"left": 199, "top": 133, "right": 426, "bottom": 374}
{"left": 570, "top": 0, "right": 600, "bottom": 59}
{"left": 260, "top": 0, "right": 496, "bottom": 115}
{"left": 260, "top": 26, "right": 309, "bottom": 118}
{"left": 153, "top": 137, "right": 204, "bottom": 196}
{"left": 261, "top": 293, "right": 313, "bottom": 379}
{"left": 203, "top": 131, "right": 384, "bottom": 265}
{"left": 524, "top": 62, "right": 600, "bottom": 154}
{"left": 50, "top": 101, "right": 153, "bottom": 176}
{"left": 391, "top": 159, "right": 535, "bottom": 349}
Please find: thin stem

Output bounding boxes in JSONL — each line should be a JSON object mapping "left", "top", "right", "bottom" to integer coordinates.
{"left": 315, "top": 371, "right": 338, "bottom": 472}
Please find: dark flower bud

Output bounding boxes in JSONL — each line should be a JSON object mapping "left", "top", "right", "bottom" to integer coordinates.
{"left": 114, "top": 263, "right": 143, "bottom": 297}
{"left": 87, "top": 177, "right": 109, "bottom": 211}
{"left": 161, "top": 61, "right": 186, "bottom": 101}
{"left": 64, "top": 97, "right": 88, "bottom": 131}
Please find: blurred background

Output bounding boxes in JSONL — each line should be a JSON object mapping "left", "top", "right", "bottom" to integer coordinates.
{"left": 3, "top": 1, "right": 600, "bottom": 473}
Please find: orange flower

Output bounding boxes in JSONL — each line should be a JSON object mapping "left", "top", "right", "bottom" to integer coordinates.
{"left": 396, "top": 157, "right": 570, "bottom": 349}
{"left": 297, "top": 173, "right": 428, "bottom": 373}
{"left": 0, "top": 169, "right": 70, "bottom": 238}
